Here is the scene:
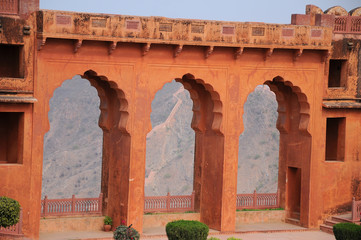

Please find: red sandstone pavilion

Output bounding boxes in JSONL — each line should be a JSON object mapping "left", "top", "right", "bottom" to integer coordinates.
{"left": 1, "top": 0, "right": 361, "bottom": 239}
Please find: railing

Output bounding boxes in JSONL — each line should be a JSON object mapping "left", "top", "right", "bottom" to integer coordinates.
{"left": 41, "top": 193, "right": 103, "bottom": 217}
{"left": 236, "top": 190, "right": 280, "bottom": 210}
{"left": 40, "top": 191, "right": 280, "bottom": 216}
{"left": 351, "top": 197, "right": 361, "bottom": 222}
{"left": 0, "top": 208, "right": 23, "bottom": 236}
{"left": 145, "top": 190, "right": 279, "bottom": 213}
{"left": 334, "top": 16, "right": 361, "bottom": 34}
{"left": 144, "top": 192, "right": 195, "bottom": 213}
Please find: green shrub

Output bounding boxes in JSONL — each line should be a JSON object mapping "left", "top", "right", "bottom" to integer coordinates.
{"left": 113, "top": 224, "right": 140, "bottom": 240}
{"left": 0, "top": 196, "right": 20, "bottom": 228}
{"left": 333, "top": 222, "right": 361, "bottom": 240}
{"left": 207, "top": 237, "right": 221, "bottom": 240}
{"left": 104, "top": 216, "right": 113, "bottom": 225}
{"left": 166, "top": 220, "right": 209, "bottom": 240}
{"left": 227, "top": 237, "right": 242, "bottom": 240}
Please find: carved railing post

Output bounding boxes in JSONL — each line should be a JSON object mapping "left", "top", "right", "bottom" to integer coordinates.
{"left": 346, "top": 17, "right": 352, "bottom": 33}
{"left": 71, "top": 195, "right": 76, "bottom": 214}
{"left": 253, "top": 190, "right": 257, "bottom": 208}
{"left": 166, "top": 192, "right": 170, "bottom": 212}
{"left": 43, "top": 196, "right": 48, "bottom": 217}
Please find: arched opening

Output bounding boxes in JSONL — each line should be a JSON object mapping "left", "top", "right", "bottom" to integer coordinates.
{"left": 265, "top": 77, "right": 311, "bottom": 225}
{"left": 41, "top": 70, "right": 130, "bottom": 229}
{"left": 237, "top": 84, "right": 279, "bottom": 195}
{"left": 145, "top": 80, "right": 195, "bottom": 197}
{"left": 145, "top": 73, "right": 224, "bottom": 230}
{"left": 42, "top": 76, "right": 102, "bottom": 199}
{"left": 237, "top": 76, "right": 311, "bottom": 226}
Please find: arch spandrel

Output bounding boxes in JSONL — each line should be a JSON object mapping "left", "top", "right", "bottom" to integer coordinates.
{"left": 266, "top": 77, "right": 310, "bottom": 135}
{"left": 83, "top": 70, "right": 130, "bottom": 134}
{"left": 43, "top": 69, "right": 130, "bottom": 135}
{"left": 238, "top": 75, "right": 311, "bottom": 137}
{"left": 147, "top": 73, "right": 224, "bottom": 135}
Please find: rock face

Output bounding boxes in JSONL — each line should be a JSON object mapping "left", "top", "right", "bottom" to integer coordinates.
{"left": 145, "top": 81, "right": 195, "bottom": 196}
{"left": 42, "top": 77, "right": 279, "bottom": 198}
{"left": 42, "top": 76, "right": 102, "bottom": 198}
{"left": 238, "top": 85, "right": 279, "bottom": 194}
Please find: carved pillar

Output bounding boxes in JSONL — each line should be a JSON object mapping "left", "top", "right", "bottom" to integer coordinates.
{"left": 101, "top": 132, "right": 110, "bottom": 214}
{"left": 200, "top": 131, "right": 225, "bottom": 230}
{"left": 193, "top": 132, "right": 203, "bottom": 212}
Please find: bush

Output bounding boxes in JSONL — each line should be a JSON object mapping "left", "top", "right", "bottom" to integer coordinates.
{"left": 207, "top": 238, "right": 220, "bottom": 240}
{"left": 113, "top": 224, "right": 140, "bottom": 240}
{"left": 333, "top": 222, "right": 361, "bottom": 240}
{"left": 166, "top": 220, "right": 209, "bottom": 240}
{"left": 0, "top": 196, "right": 20, "bottom": 228}
{"left": 104, "top": 216, "right": 113, "bottom": 225}
{"left": 227, "top": 238, "right": 242, "bottom": 240}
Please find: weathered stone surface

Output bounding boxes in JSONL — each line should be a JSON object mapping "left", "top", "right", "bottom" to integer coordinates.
{"left": 0, "top": 2, "right": 361, "bottom": 240}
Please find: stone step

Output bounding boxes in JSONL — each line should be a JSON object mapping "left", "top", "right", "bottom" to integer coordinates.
{"left": 285, "top": 217, "right": 300, "bottom": 226}
{"left": 324, "top": 219, "right": 338, "bottom": 227}
{"left": 320, "top": 224, "right": 333, "bottom": 234}
{"left": 290, "top": 212, "right": 300, "bottom": 219}
{"left": 332, "top": 216, "right": 353, "bottom": 223}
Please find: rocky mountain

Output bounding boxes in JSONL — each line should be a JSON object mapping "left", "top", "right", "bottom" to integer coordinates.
{"left": 42, "top": 77, "right": 102, "bottom": 198}
{"left": 42, "top": 76, "right": 279, "bottom": 198}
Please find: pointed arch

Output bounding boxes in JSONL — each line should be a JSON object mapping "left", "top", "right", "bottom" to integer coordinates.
{"left": 175, "top": 73, "right": 223, "bottom": 134}
{"left": 43, "top": 70, "right": 131, "bottom": 225}
{"left": 82, "top": 70, "right": 129, "bottom": 134}
{"left": 263, "top": 76, "right": 311, "bottom": 226}
{"left": 264, "top": 76, "right": 310, "bottom": 135}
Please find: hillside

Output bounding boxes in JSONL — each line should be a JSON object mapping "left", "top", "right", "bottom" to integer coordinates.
{"left": 42, "top": 77, "right": 279, "bottom": 198}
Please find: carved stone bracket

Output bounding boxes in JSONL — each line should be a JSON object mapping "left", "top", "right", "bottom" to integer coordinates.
{"left": 74, "top": 39, "right": 83, "bottom": 53}
{"left": 293, "top": 49, "right": 303, "bottom": 61}
{"left": 37, "top": 37, "right": 47, "bottom": 51}
{"left": 142, "top": 43, "right": 151, "bottom": 56}
{"left": 108, "top": 41, "right": 117, "bottom": 55}
{"left": 205, "top": 46, "right": 214, "bottom": 59}
{"left": 234, "top": 47, "right": 244, "bottom": 59}
{"left": 322, "top": 49, "right": 331, "bottom": 62}
{"left": 264, "top": 48, "right": 274, "bottom": 61}
{"left": 174, "top": 44, "right": 183, "bottom": 58}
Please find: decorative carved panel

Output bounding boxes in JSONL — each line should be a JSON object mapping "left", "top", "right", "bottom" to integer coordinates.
{"left": 252, "top": 27, "right": 265, "bottom": 36}
{"left": 0, "top": 0, "right": 19, "bottom": 15}
{"left": 159, "top": 23, "right": 172, "bottom": 32}
{"left": 191, "top": 24, "right": 204, "bottom": 34}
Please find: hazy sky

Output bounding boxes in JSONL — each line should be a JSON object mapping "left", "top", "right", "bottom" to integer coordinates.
{"left": 40, "top": 0, "right": 361, "bottom": 24}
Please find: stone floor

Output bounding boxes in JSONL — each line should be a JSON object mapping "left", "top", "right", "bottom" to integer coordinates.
{"left": 39, "top": 222, "right": 335, "bottom": 240}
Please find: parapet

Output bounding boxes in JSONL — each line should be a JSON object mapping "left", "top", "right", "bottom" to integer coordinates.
{"left": 292, "top": 5, "right": 361, "bottom": 36}
{"left": 36, "top": 10, "right": 332, "bottom": 52}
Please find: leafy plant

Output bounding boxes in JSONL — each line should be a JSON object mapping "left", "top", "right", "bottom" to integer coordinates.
{"left": 0, "top": 196, "right": 20, "bottom": 228}
{"left": 207, "top": 237, "right": 221, "bottom": 240}
{"left": 333, "top": 222, "right": 361, "bottom": 240}
{"left": 104, "top": 216, "right": 113, "bottom": 225}
{"left": 166, "top": 220, "right": 209, "bottom": 240}
{"left": 113, "top": 224, "right": 140, "bottom": 240}
{"left": 227, "top": 237, "right": 242, "bottom": 240}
